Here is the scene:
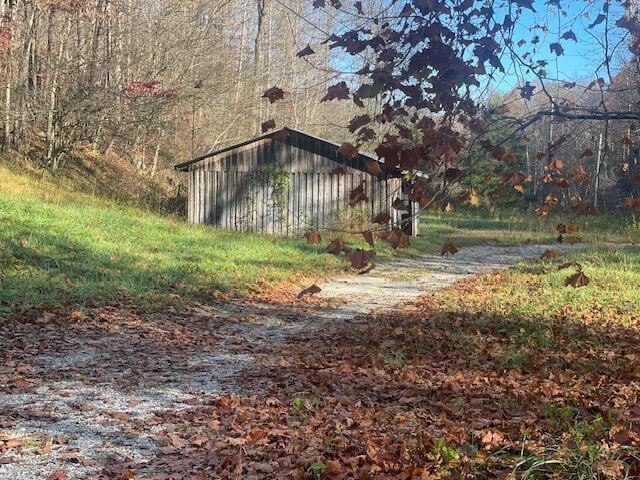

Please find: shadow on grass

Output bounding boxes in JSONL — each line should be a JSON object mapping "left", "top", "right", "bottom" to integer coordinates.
{"left": 0, "top": 213, "right": 337, "bottom": 316}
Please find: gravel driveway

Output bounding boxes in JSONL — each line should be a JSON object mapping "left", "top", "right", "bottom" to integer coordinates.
{"left": 0, "top": 243, "right": 584, "bottom": 479}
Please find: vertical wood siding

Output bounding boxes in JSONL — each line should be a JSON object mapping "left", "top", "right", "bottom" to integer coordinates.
{"left": 185, "top": 134, "right": 408, "bottom": 235}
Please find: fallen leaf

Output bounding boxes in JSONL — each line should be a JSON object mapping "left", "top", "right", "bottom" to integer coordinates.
{"left": 298, "top": 284, "right": 322, "bottom": 298}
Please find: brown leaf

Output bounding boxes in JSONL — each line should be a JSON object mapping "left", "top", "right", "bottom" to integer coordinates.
{"left": 325, "top": 460, "right": 342, "bottom": 478}
{"left": 565, "top": 271, "right": 590, "bottom": 288}
{"left": 296, "top": 44, "right": 315, "bottom": 57}
{"left": 440, "top": 240, "right": 459, "bottom": 257}
{"left": 47, "top": 472, "right": 68, "bottom": 480}
{"left": 305, "top": 231, "right": 322, "bottom": 245}
{"left": 362, "top": 231, "right": 374, "bottom": 247}
{"left": 392, "top": 197, "right": 408, "bottom": 212}
{"left": 321, "top": 81, "right": 350, "bottom": 102}
{"left": 566, "top": 236, "right": 581, "bottom": 245}
{"left": 326, "top": 239, "right": 346, "bottom": 255}
{"left": 261, "top": 119, "right": 276, "bottom": 132}
{"left": 540, "top": 249, "right": 560, "bottom": 259}
{"left": 365, "top": 159, "right": 382, "bottom": 176}
{"left": 444, "top": 168, "right": 462, "bottom": 183}
{"left": 558, "top": 261, "right": 582, "bottom": 270}
{"left": 297, "top": 284, "right": 321, "bottom": 298}
{"left": 338, "top": 142, "right": 359, "bottom": 159}
{"left": 372, "top": 211, "right": 391, "bottom": 224}
{"left": 262, "top": 86, "right": 285, "bottom": 103}
{"left": 555, "top": 223, "right": 567, "bottom": 234}
{"left": 347, "top": 249, "right": 376, "bottom": 269}
{"left": 330, "top": 165, "right": 347, "bottom": 175}
{"left": 348, "top": 183, "right": 369, "bottom": 206}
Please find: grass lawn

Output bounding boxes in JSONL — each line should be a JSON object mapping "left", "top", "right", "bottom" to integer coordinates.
{"left": 196, "top": 245, "right": 640, "bottom": 478}
{"left": 1, "top": 161, "right": 638, "bottom": 317}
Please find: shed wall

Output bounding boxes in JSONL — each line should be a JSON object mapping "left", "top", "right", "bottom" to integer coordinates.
{"left": 186, "top": 137, "right": 404, "bottom": 235}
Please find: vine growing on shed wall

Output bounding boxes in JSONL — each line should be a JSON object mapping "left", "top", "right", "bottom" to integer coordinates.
{"left": 247, "top": 162, "right": 290, "bottom": 225}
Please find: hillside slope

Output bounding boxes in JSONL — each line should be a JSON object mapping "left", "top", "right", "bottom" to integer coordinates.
{"left": 0, "top": 164, "right": 341, "bottom": 317}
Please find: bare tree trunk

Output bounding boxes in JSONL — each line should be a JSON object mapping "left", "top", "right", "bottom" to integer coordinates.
{"left": 46, "top": 18, "right": 72, "bottom": 169}
{"left": 151, "top": 142, "right": 160, "bottom": 176}
{"left": 594, "top": 132, "right": 604, "bottom": 208}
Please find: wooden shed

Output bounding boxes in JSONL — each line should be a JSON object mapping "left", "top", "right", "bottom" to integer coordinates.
{"left": 175, "top": 127, "right": 420, "bottom": 236}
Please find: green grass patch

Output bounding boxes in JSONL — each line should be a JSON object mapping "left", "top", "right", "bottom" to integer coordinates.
{"left": 0, "top": 165, "right": 344, "bottom": 316}
{"left": 2, "top": 160, "right": 637, "bottom": 317}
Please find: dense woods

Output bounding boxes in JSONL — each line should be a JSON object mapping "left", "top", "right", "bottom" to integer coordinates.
{"left": 0, "top": 0, "right": 639, "bottom": 217}
{"left": 0, "top": 0, "right": 355, "bottom": 174}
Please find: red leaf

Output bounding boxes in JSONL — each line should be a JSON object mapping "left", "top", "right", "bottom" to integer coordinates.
{"left": 444, "top": 168, "right": 462, "bottom": 183}
{"left": 519, "top": 81, "right": 536, "bottom": 100}
{"left": 326, "top": 239, "right": 346, "bottom": 255}
{"left": 392, "top": 197, "right": 408, "bottom": 212}
{"left": 588, "top": 13, "right": 606, "bottom": 29}
{"left": 348, "top": 183, "right": 369, "bottom": 206}
{"left": 347, "top": 249, "right": 376, "bottom": 269}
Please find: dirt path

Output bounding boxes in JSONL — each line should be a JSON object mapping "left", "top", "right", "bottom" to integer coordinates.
{"left": 0, "top": 243, "right": 584, "bottom": 479}
{"left": 316, "top": 243, "right": 585, "bottom": 318}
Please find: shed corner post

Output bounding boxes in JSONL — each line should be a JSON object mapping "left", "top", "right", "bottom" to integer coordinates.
{"left": 411, "top": 201, "right": 420, "bottom": 237}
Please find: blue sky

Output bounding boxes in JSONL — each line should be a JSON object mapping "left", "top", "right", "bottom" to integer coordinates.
{"left": 493, "top": 0, "right": 631, "bottom": 92}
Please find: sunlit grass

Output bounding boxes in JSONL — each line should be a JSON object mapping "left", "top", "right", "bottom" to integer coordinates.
{"left": 1, "top": 161, "right": 637, "bottom": 316}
